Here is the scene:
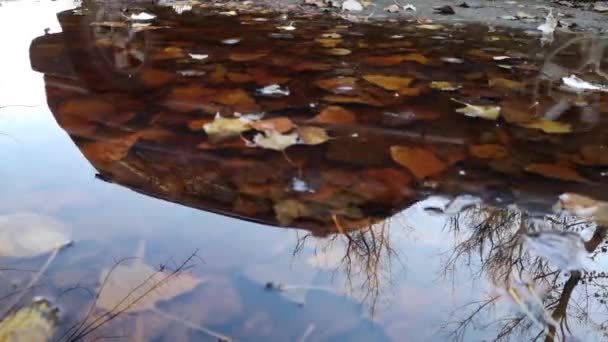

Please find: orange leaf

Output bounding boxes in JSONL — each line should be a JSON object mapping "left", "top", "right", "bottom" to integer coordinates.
{"left": 312, "top": 106, "right": 356, "bottom": 124}
{"left": 250, "top": 117, "right": 295, "bottom": 133}
{"left": 139, "top": 68, "right": 175, "bottom": 87}
{"left": 525, "top": 163, "right": 588, "bottom": 183}
{"left": 292, "top": 62, "right": 332, "bottom": 71}
{"left": 363, "top": 75, "right": 414, "bottom": 91}
{"left": 323, "top": 94, "right": 383, "bottom": 107}
{"left": 315, "top": 77, "right": 358, "bottom": 93}
{"left": 390, "top": 146, "right": 447, "bottom": 179}
{"left": 469, "top": 144, "right": 509, "bottom": 159}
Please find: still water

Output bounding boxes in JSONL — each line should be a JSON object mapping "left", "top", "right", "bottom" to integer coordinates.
{"left": 1, "top": 0, "right": 608, "bottom": 341}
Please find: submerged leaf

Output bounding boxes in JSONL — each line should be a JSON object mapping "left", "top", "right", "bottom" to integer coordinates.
{"left": 390, "top": 146, "right": 447, "bottom": 179}
{"left": 0, "top": 299, "right": 57, "bottom": 342}
{"left": 97, "top": 259, "right": 202, "bottom": 313}
{"left": 519, "top": 119, "right": 572, "bottom": 134}
{"left": 363, "top": 75, "right": 414, "bottom": 91}
{"left": 469, "top": 144, "right": 509, "bottom": 159}
{"left": 525, "top": 163, "right": 588, "bottom": 183}
{"left": 312, "top": 106, "right": 356, "bottom": 124}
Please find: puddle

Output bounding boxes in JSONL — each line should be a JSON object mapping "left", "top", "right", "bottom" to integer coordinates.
{"left": 1, "top": 0, "right": 608, "bottom": 341}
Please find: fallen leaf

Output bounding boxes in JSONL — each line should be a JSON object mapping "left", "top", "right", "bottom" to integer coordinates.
{"left": 253, "top": 131, "right": 299, "bottom": 150}
{"left": 325, "top": 48, "right": 352, "bottom": 56}
{"left": 562, "top": 74, "right": 608, "bottom": 93}
{"left": 452, "top": 98, "right": 500, "bottom": 120}
{"left": 203, "top": 115, "right": 251, "bottom": 137}
{"left": 81, "top": 133, "right": 141, "bottom": 163}
{"left": 139, "top": 69, "right": 175, "bottom": 87}
{"left": 323, "top": 94, "right": 383, "bottom": 106}
{"left": 430, "top": 81, "right": 461, "bottom": 91}
{"left": 402, "top": 53, "right": 430, "bottom": 65}
{"left": 390, "top": 146, "right": 448, "bottom": 179}
{"left": 229, "top": 52, "right": 268, "bottom": 62}
{"left": 316, "top": 38, "right": 342, "bottom": 48}
{"left": 250, "top": 117, "right": 295, "bottom": 133}
{"left": 488, "top": 77, "right": 525, "bottom": 91}
{"left": 312, "top": 106, "right": 356, "bottom": 124}
{"left": 0, "top": 299, "right": 57, "bottom": 342}
{"left": 363, "top": 75, "right": 414, "bottom": 91}
{"left": 519, "top": 119, "right": 572, "bottom": 134}
{"left": 525, "top": 163, "right": 588, "bottom": 182}
{"left": 97, "top": 258, "right": 202, "bottom": 313}
{"left": 297, "top": 126, "right": 331, "bottom": 145}
{"left": 315, "top": 77, "right": 357, "bottom": 93}
{"left": 469, "top": 144, "right": 509, "bottom": 159}
{"left": 578, "top": 145, "right": 608, "bottom": 166}
{"left": 0, "top": 213, "right": 70, "bottom": 258}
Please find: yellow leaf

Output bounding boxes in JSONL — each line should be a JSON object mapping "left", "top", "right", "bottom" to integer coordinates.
{"left": 452, "top": 98, "right": 500, "bottom": 120}
{"left": 316, "top": 38, "right": 342, "bottom": 48}
{"left": 203, "top": 115, "right": 251, "bottom": 136}
{"left": 520, "top": 120, "right": 572, "bottom": 134}
{"left": 430, "top": 81, "right": 461, "bottom": 91}
{"left": 417, "top": 24, "right": 443, "bottom": 30}
{"left": 0, "top": 300, "right": 57, "bottom": 342}
{"left": 325, "top": 48, "right": 351, "bottom": 56}
{"left": 253, "top": 131, "right": 299, "bottom": 150}
{"left": 297, "top": 126, "right": 331, "bottom": 145}
{"left": 363, "top": 75, "right": 414, "bottom": 91}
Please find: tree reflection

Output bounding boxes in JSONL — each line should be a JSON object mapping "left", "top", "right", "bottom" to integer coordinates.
{"left": 293, "top": 217, "right": 409, "bottom": 313}
{"left": 441, "top": 204, "right": 608, "bottom": 341}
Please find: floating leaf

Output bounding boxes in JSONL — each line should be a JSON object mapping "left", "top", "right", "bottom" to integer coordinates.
{"left": 430, "top": 81, "right": 461, "bottom": 91}
{"left": 250, "top": 117, "right": 295, "bottom": 133}
{"left": 519, "top": 119, "right": 571, "bottom": 134}
{"left": 97, "top": 258, "right": 202, "bottom": 313}
{"left": 363, "top": 75, "right": 413, "bottom": 91}
{"left": 325, "top": 48, "right": 352, "bottom": 56}
{"left": 0, "top": 213, "right": 70, "bottom": 258}
{"left": 452, "top": 98, "right": 500, "bottom": 120}
{"left": 315, "top": 77, "right": 357, "bottom": 93}
{"left": 203, "top": 115, "right": 251, "bottom": 137}
{"left": 297, "top": 126, "right": 331, "bottom": 145}
{"left": 469, "top": 144, "right": 509, "bottom": 159}
{"left": 253, "top": 131, "right": 299, "bottom": 150}
{"left": 525, "top": 163, "right": 588, "bottom": 183}
{"left": 390, "top": 146, "right": 447, "bottom": 179}
{"left": 312, "top": 106, "right": 356, "bottom": 124}
{"left": 0, "top": 299, "right": 57, "bottom": 342}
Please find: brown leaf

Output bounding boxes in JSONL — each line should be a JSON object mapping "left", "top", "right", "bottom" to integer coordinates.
{"left": 312, "top": 106, "right": 356, "bottom": 124}
{"left": 139, "top": 69, "right": 176, "bottom": 87}
{"left": 250, "top": 117, "right": 295, "bottom": 133}
{"left": 80, "top": 133, "right": 140, "bottom": 164}
{"left": 316, "top": 38, "right": 342, "bottom": 48}
{"left": 297, "top": 126, "right": 331, "bottom": 145}
{"left": 397, "top": 87, "right": 423, "bottom": 97}
{"left": 578, "top": 145, "right": 608, "bottom": 166}
{"left": 58, "top": 98, "right": 115, "bottom": 123}
{"left": 364, "top": 53, "right": 429, "bottom": 66}
{"left": 229, "top": 51, "right": 268, "bottom": 62}
{"left": 525, "top": 163, "right": 588, "bottom": 183}
{"left": 390, "top": 146, "right": 448, "bottom": 179}
{"left": 469, "top": 144, "right": 509, "bottom": 159}
{"left": 363, "top": 75, "right": 414, "bottom": 91}
{"left": 151, "top": 46, "right": 186, "bottom": 61}
{"left": 292, "top": 62, "right": 333, "bottom": 71}
{"left": 488, "top": 77, "right": 525, "bottom": 91}
{"left": 325, "top": 48, "right": 351, "bottom": 56}
{"left": 315, "top": 77, "right": 358, "bottom": 93}
{"left": 323, "top": 94, "right": 383, "bottom": 106}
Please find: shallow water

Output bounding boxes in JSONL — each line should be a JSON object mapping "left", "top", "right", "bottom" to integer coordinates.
{"left": 1, "top": 1, "right": 608, "bottom": 341}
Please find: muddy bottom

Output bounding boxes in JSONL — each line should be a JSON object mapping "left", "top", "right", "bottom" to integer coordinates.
{"left": 1, "top": 1, "right": 608, "bottom": 341}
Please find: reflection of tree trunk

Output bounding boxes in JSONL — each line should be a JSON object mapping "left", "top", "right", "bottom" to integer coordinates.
{"left": 585, "top": 226, "right": 607, "bottom": 252}
{"left": 545, "top": 270, "right": 581, "bottom": 342}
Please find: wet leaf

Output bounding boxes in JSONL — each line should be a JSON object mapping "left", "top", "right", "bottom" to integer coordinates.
{"left": 97, "top": 258, "right": 202, "bottom": 313}
{"left": 417, "top": 24, "right": 443, "bottom": 30}
{"left": 0, "top": 299, "right": 57, "bottom": 342}
{"left": 323, "top": 94, "right": 383, "bottom": 106}
{"left": 390, "top": 146, "right": 448, "bottom": 179}
{"left": 229, "top": 51, "right": 268, "bottom": 62}
{"left": 578, "top": 145, "right": 608, "bottom": 166}
{"left": 316, "top": 38, "right": 342, "bottom": 48}
{"left": 452, "top": 98, "right": 500, "bottom": 120}
{"left": 364, "top": 53, "right": 429, "bottom": 66}
{"left": 325, "top": 48, "right": 352, "bottom": 56}
{"left": 315, "top": 77, "right": 357, "bottom": 93}
{"left": 562, "top": 74, "right": 608, "bottom": 93}
{"left": 274, "top": 200, "right": 310, "bottom": 225}
{"left": 139, "top": 69, "right": 175, "bottom": 87}
{"left": 488, "top": 77, "right": 525, "bottom": 91}
{"left": 519, "top": 119, "right": 572, "bottom": 134}
{"left": 363, "top": 75, "right": 413, "bottom": 91}
{"left": 253, "top": 131, "right": 299, "bottom": 150}
{"left": 250, "top": 117, "right": 295, "bottom": 133}
{"left": 297, "top": 126, "right": 331, "bottom": 145}
{"left": 430, "top": 81, "right": 461, "bottom": 91}
{"left": 469, "top": 144, "right": 509, "bottom": 159}
{"left": 312, "top": 106, "right": 356, "bottom": 124}
{"left": 203, "top": 115, "right": 251, "bottom": 137}
{"left": 525, "top": 163, "right": 588, "bottom": 183}
{"left": 397, "top": 87, "right": 423, "bottom": 97}
{"left": 80, "top": 133, "right": 141, "bottom": 163}
{"left": 0, "top": 213, "right": 70, "bottom": 258}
